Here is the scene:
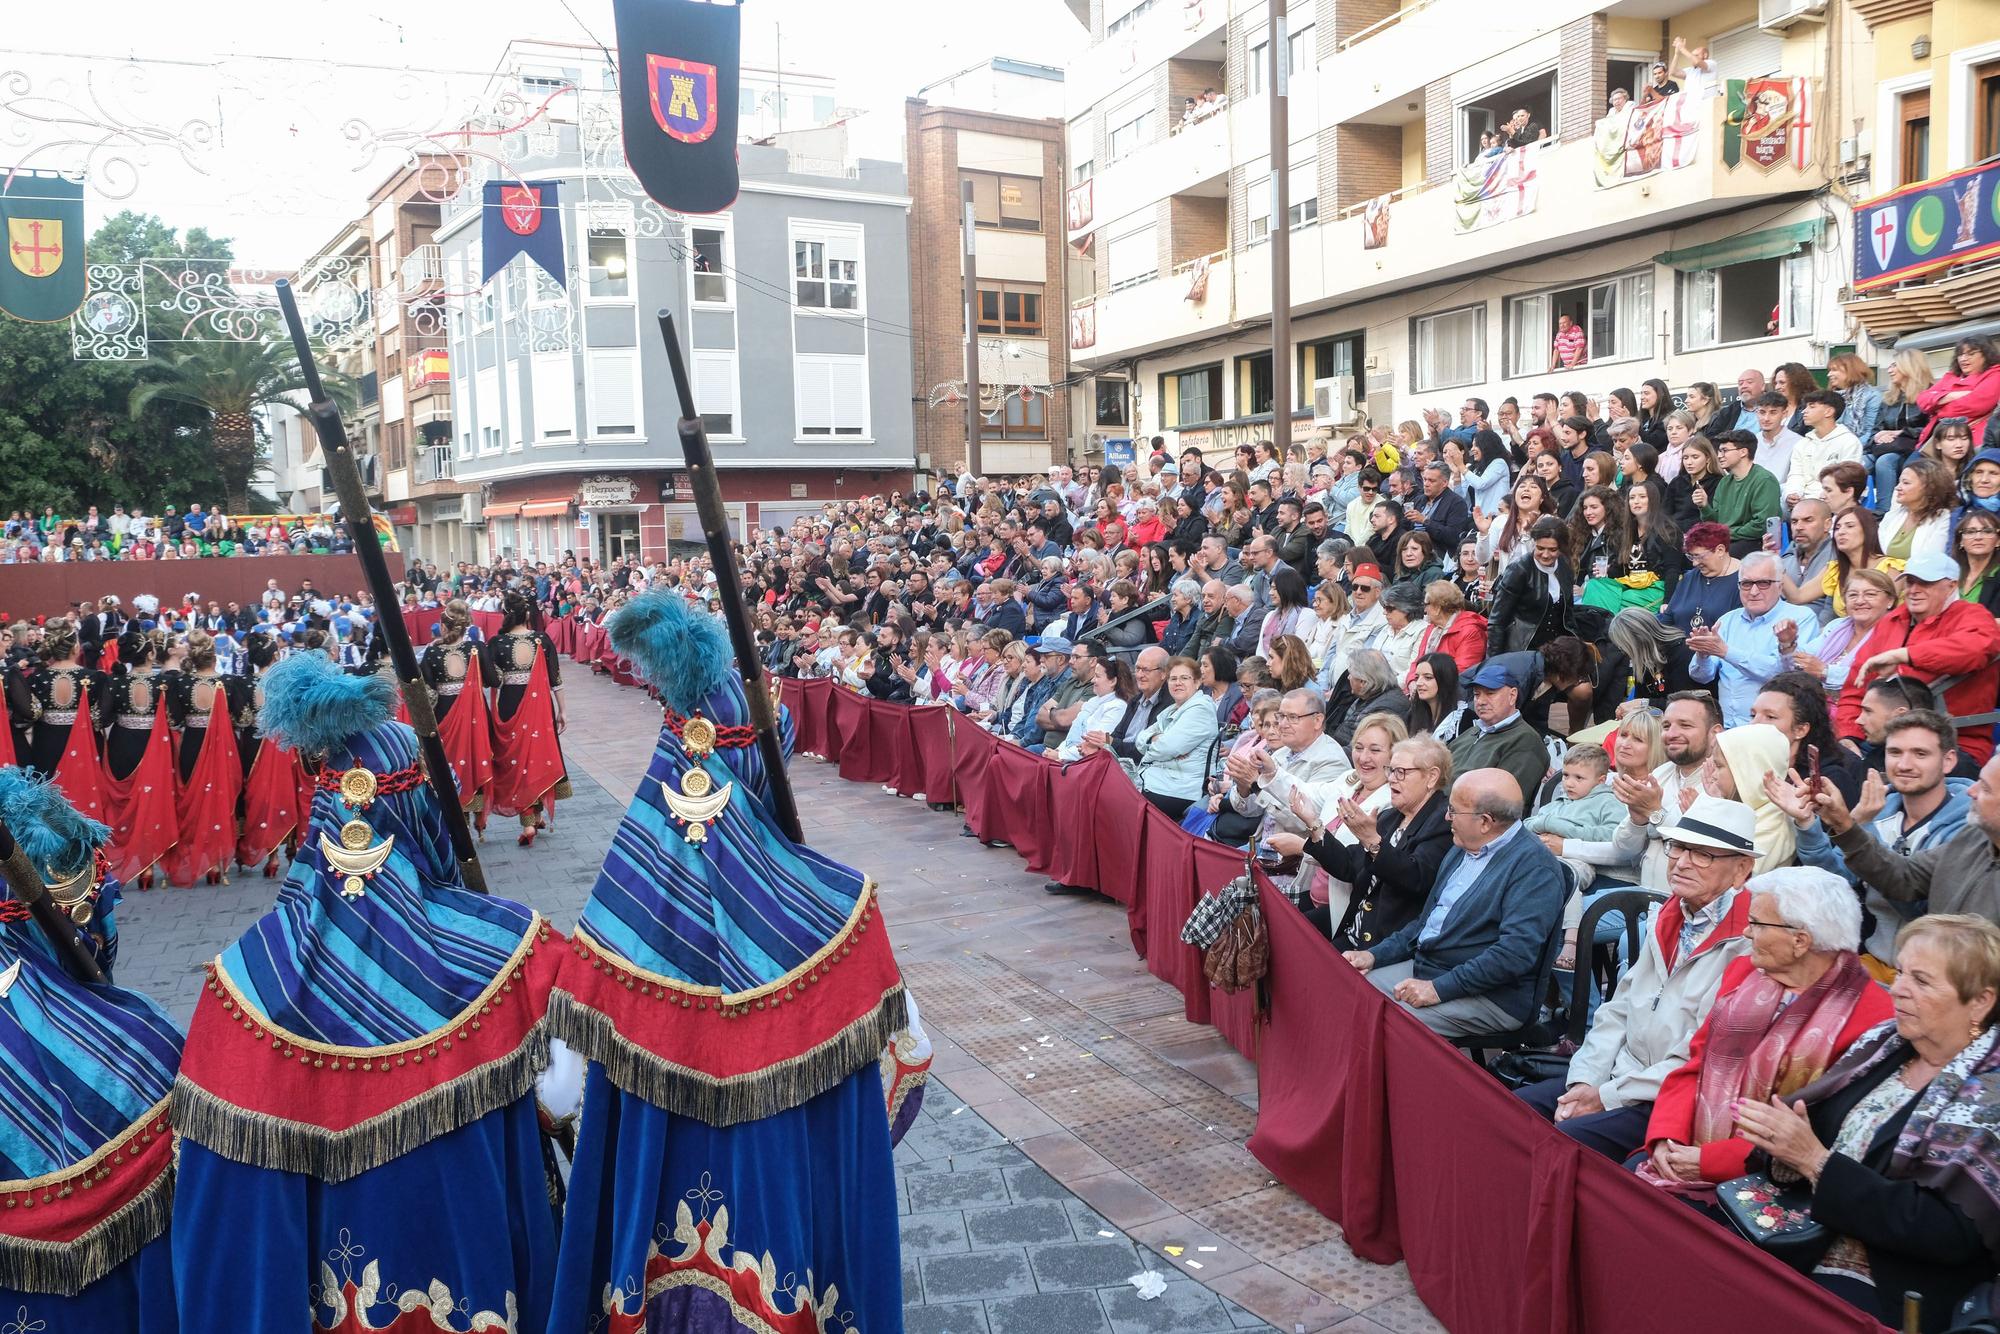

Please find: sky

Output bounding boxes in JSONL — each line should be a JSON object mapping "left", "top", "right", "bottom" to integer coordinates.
{"left": 3, "top": 0, "right": 1086, "bottom": 267}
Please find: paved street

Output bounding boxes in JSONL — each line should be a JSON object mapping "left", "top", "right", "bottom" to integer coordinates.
{"left": 114, "top": 668, "right": 1442, "bottom": 1334}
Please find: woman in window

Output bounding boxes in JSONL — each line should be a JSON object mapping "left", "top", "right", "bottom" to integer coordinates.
{"left": 1773, "top": 360, "right": 1819, "bottom": 436}
{"left": 1638, "top": 377, "right": 1673, "bottom": 450}
{"left": 1870, "top": 348, "right": 1937, "bottom": 508}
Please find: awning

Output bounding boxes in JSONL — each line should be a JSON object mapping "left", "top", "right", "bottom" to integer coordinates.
{"left": 1655, "top": 221, "right": 1820, "bottom": 272}
{"left": 520, "top": 499, "right": 572, "bottom": 518}
{"left": 480, "top": 502, "right": 520, "bottom": 518}
{"left": 1896, "top": 316, "right": 2000, "bottom": 351}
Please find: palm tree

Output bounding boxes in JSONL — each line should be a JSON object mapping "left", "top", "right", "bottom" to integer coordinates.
{"left": 129, "top": 339, "right": 355, "bottom": 512}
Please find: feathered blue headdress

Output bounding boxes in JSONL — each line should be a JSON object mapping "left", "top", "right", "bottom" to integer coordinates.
{"left": 255, "top": 651, "right": 398, "bottom": 754}
{"left": 609, "top": 589, "right": 731, "bottom": 714}
{"left": 0, "top": 767, "right": 108, "bottom": 877}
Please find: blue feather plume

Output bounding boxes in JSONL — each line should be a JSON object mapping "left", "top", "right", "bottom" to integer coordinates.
{"left": 609, "top": 590, "right": 731, "bottom": 712}
{"left": 257, "top": 652, "right": 397, "bottom": 754}
{"left": 0, "top": 767, "right": 108, "bottom": 875}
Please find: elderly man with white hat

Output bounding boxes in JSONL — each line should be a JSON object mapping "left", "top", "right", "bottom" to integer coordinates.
{"left": 1515, "top": 795, "right": 1758, "bottom": 1160}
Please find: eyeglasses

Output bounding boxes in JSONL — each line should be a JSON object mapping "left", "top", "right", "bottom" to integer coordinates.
{"left": 1385, "top": 765, "right": 1429, "bottom": 779}
{"left": 1444, "top": 807, "right": 1490, "bottom": 821}
{"left": 1277, "top": 710, "right": 1320, "bottom": 722}
{"left": 1744, "top": 918, "right": 1802, "bottom": 933}
{"left": 1664, "top": 843, "right": 1724, "bottom": 867}
{"left": 1738, "top": 578, "right": 1779, "bottom": 590}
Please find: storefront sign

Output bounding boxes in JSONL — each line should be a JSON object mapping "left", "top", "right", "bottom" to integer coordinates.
{"left": 1854, "top": 158, "right": 2000, "bottom": 292}
{"left": 790, "top": 482, "right": 808, "bottom": 498}
{"left": 384, "top": 505, "right": 419, "bottom": 526}
{"left": 1104, "top": 437, "right": 1136, "bottom": 469}
{"left": 577, "top": 474, "right": 638, "bottom": 508}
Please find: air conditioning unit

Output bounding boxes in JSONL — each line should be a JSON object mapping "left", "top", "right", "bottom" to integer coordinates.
{"left": 1759, "top": 0, "right": 1825, "bottom": 30}
{"left": 460, "top": 494, "right": 486, "bottom": 526}
{"left": 1312, "top": 376, "right": 1356, "bottom": 427}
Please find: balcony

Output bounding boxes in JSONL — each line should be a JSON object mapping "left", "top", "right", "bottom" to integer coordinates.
{"left": 400, "top": 244, "right": 444, "bottom": 292}
{"left": 415, "top": 444, "right": 456, "bottom": 485}
{"left": 1077, "top": 105, "right": 1238, "bottom": 246}
{"left": 1315, "top": 0, "right": 1601, "bottom": 127}
{"left": 1068, "top": 0, "right": 1226, "bottom": 116}
{"left": 1071, "top": 108, "right": 1818, "bottom": 364}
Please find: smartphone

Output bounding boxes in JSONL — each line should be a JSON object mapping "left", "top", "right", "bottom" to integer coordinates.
{"left": 1806, "top": 743, "right": 1821, "bottom": 791}
{"left": 1765, "top": 516, "right": 1784, "bottom": 550}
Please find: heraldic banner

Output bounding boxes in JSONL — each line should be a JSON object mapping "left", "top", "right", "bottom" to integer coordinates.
{"left": 1853, "top": 158, "right": 2000, "bottom": 293}
{"left": 611, "top": 0, "right": 743, "bottom": 215}
{"left": 1453, "top": 144, "right": 1541, "bottom": 233}
{"left": 0, "top": 172, "right": 86, "bottom": 324}
{"left": 1592, "top": 92, "right": 1701, "bottom": 189}
{"left": 481, "top": 178, "right": 566, "bottom": 286}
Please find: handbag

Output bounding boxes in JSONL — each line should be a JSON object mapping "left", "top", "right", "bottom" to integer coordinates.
{"left": 1202, "top": 900, "right": 1268, "bottom": 993}
{"left": 1715, "top": 1172, "right": 1828, "bottom": 1270}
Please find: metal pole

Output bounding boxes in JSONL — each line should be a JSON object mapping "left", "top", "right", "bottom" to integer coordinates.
{"left": 962, "top": 179, "right": 983, "bottom": 478}
{"left": 272, "top": 279, "right": 489, "bottom": 893}
{"left": 653, "top": 311, "right": 806, "bottom": 844}
{"left": 0, "top": 830, "right": 104, "bottom": 983}
{"left": 1269, "top": 0, "right": 1292, "bottom": 462}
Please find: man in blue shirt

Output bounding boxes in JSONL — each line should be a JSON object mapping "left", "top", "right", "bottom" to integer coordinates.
{"left": 1343, "top": 768, "right": 1568, "bottom": 1037}
{"left": 1687, "top": 551, "right": 1822, "bottom": 726}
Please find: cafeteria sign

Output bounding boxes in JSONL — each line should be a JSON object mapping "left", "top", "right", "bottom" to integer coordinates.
{"left": 1853, "top": 159, "right": 2000, "bottom": 292}
{"left": 577, "top": 475, "right": 638, "bottom": 508}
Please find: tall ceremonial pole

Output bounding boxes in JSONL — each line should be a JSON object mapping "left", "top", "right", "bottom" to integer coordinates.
{"left": 0, "top": 828, "right": 104, "bottom": 983}
{"left": 274, "top": 279, "right": 490, "bottom": 893}
{"left": 654, "top": 310, "right": 806, "bottom": 844}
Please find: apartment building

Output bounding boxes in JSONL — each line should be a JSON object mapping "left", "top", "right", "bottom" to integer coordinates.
{"left": 906, "top": 60, "right": 1074, "bottom": 479}
{"left": 1063, "top": 0, "right": 1857, "bottom": 455}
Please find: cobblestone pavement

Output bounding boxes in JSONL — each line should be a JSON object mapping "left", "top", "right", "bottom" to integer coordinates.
{"left": 113, "top": 669, "right": 1441, "bottom": 1334}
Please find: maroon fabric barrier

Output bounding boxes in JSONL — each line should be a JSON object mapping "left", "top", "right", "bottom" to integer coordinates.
{"left": 472, "top": 610, "right": 504, "bottom": 638}
{"left": 903, "top": 706, "right": 959, "bottom": 806}
{"left": 403, "top": 606, "right": 436, "bottom": 645}
{"left": 549, "top": 614, "right": 576, "bottom": 655}
{"left": 574, "top": 623, "right": 608, "bottom": 666}
{"left": 1247, "top": 878, "right": 1885, "bottom": 1334}
{"left": 0, "top": 551, "right": 403, "bottom": 622}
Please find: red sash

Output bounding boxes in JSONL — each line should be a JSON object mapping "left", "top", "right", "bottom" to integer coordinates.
{"left": 489, "top": 650, "right": 563, "bottom": 817}
{"left": 105, "top": 698, "right": 178, "bottom": 884}
{"left": 51, "top": 681, "right": 106, "bottom": 823}
{"left": 168, "top": 694, "right": 243, "bottom": 886}
{"left": 237, "top": 738, "right": 305, "bottom": 867}
{"left": 436, "top": 651, "right": 494, "bottom": 810}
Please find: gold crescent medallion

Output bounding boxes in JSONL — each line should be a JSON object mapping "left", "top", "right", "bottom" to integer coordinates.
{"left": 660, "top": 769, "right": 734, "bottom": 843}
{"left": 43, "top": 861, "right": 97, "bottom": 924}
{"left": 320, "top": 823, "right": 396, "bottom": 898}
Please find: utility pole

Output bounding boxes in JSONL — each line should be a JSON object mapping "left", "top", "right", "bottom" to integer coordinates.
{"left": 962, "top": 179, "right": 983, "bottom": 476}
{"left": 1268, "top": 0, "right": 1291, "bottom": 458}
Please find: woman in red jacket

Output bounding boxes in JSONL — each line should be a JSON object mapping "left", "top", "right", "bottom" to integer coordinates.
{"left": 1916, "top": 336, "right": 2000, "bottom": 446}
{"left": 1641, "top": 867, "right": 1891, "bottom": 1198}
{"left": 1405, "top": 580, "right": 1487, "bottom": 683}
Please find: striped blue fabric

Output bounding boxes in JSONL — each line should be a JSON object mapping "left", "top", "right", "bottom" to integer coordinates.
{"left": 0, "top": 922, "right": 181, "bottom": 1180}
{"left": 579, "top": 674, "right": 864, "bottom": 993}
{"left": 222, "top": 722, "right": 537, "bottom": 1048}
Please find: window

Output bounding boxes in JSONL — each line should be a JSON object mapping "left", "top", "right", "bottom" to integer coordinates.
{"left": 1458, "top": 70, "right": 1556, "bottom": 163}
{"left": 1160, "top": 364, "right": 1222, "bottom": 427}
{"left": 589, "top": 349, "right": 637, "bottom": 434}
{"left": 690, "top": 226, "right": 730, "bottom": 305}
{"left": 1502, "top": 272, "right": 1651, "bottom": 377}
{"left": 980, "top": 386, "right": 1046, "bottom": 440}
{"left": 1248, "top": 41, "right": 1268, "bottom": 99}
{"left": 796, "top": 354, "right": 867, "bottom": 436}
{"left": 1094, "top": 377, "right": 1127, "bottom": 427}
{"left": 1107, "top": 98, "right": 1155, "bottom": 162}
{"left": 693, "top": 349, "right": 738, "bottom": 436}
{"left": 1107, "top": 226, "right": 1158, "bottom": 290}
{"left": 1299, "top": 335, "right": 1361, "bottom": 409}
{"left": 976, "top": 282, "right": 1044, "bottom": 336}
{"left": 507, "top": 364, "right": 525, "bottom": 450}
{"left": 1072, "top": 158, "right": 1093, "bottom": 187}
{"left": 1288, "top": 24, "right": 1315, "bottom": 76}
{"left": 1105, "top": 0, "right": 1154, "bottom": 38}
{"left": 1979, "top": 61, "right": 2000, "bottom": 163}
{"left": 1899, "top": 88, "right": 1932, "bottom": 187}
{"left": 587, "top": 230, "right": 630, "bottom": 300}
{"left": 1412, "top": 306, "right": 1485, "bottom": 392}
{"left": 1680, "top": 252, "right": 1813, "bottom": 350}
{"left": 1606, "top": 59, "right": 1646, "bottom": 108}
{"left": 531, "top": 353, "right": 575, "bottom": 439}
{"left": 1246, "top": 156, "right": 1318, "bottom": 242}
{"left": 964, "top": 171, "right": 1043, "bottom": 232}
{"left": 793, "top": 226, "right": 861, "bottom": 311}
{"left": 1236, "top": 352, "right": 1273, "bottom": 417}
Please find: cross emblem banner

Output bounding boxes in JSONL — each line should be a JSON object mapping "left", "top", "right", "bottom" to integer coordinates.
{"left": 0, "top": 172, "right": 87, "bottom": 323}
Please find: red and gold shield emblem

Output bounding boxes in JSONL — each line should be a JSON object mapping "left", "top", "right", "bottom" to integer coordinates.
{"left": 500, "top": 185, "right": 542, "bottom": 237}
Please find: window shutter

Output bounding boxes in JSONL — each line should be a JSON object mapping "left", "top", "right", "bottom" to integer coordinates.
{"left": 506, "top": 364, "right": 525, "bottom": 449}
{"left": 475, "top": 368, "right": 500, "bottom": 449}
{"left": 796, "top": 358, "right": 833, "bottom": 432}
{"left": 694, "top": 350, "right": 738, "bottom": 426}
{"left": 590, "top": 351, "right": 636, "bottom": 432}
{"left": 825, "top": 230, "right": 861, "bottom": 265}
{"left": 1711, "top": 28, "right": 1781, "bottom": 82}
{"left": 531, "top": 353, "right": 575, "bottom": 438}
{"left": 831, "top": 358, "right": 867, "bottom": 432}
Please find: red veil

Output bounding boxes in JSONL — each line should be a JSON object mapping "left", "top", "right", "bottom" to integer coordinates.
{"left": 436, "top": 651, "right": 495, "bottom": 815}
{"left": 51, "top": 680, "right": 107, "bottom": 824}
{"left": 237, "top": 738, "right": 307, "bottom": 868}
{"left": 489, "top": 649, "right": 564, "bottom": 818}
{"left": 168, "top": 704, "right": 243, "bottom": 886}
{"left": 105, "top": 698, "right": 178, "bottom": 885}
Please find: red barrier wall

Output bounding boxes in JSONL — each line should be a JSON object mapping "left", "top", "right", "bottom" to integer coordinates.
{"left": 0, "top": 553, "right": 406, "bottom": 621}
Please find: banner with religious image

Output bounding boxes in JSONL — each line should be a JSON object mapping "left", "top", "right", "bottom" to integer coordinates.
{"left": 1452, "top": 144, "right": 1540, "bottom": 233}
{"left": 1853, "top": 159, "right": 2000, "bottom": 292}
{"left": 1592, "top": 92, "right": 1700, "bottom": 188}
{"left": 1362, "top": 194, "right": 1391, "bottom": 250}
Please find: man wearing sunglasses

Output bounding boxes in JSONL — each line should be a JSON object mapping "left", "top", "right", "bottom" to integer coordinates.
{"left": 1686, "top": 551, "right": 1822, "bottom": 726}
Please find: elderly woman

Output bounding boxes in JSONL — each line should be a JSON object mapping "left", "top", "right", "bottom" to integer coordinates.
{"left": 1407, "top": 580, "right": 1486, "bottom": 681}
{"left": 1282, "top": 713, "right": 1407, "bottom": 932}
{"left": 1160, "top": 578, "right": 1204, "bottom": 656}
{"left": 1133, "top": 656, "right": 1222, "bottom": 820}
{"left": 1734, "top": 915, "right": 2000, "bottom": 1330}
{"left": 1328, "top": 647, "right": 1410, "bottom": 751}
{"left": 1792, "top": 568, "right": 1898, "bottom": 692}
{"left": 1641, "top": 867, "right": 1892, "bottom": 1198}
{"left": 1660, "top": 520, "right": 1741, "bottom": 636}
{"left": 1306, "top": 731, "right": 1454, "bottom": 951}
{"left": 1376, "top": 583, "right": 1427, "bottom": 681}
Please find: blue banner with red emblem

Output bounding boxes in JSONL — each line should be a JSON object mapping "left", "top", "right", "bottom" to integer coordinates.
{"left": 1853, "top": 159, "right": 2000, "bottom": 293}
{"left": 612, "top": 0, "right": 742, "bottom": 215}
{"left": 480, "top": 179, "right": 565, "bottom": 288}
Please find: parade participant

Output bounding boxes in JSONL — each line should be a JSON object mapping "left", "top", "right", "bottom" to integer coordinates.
{"left": 487, "top": 587, "right": 569, "bottom": 847}
{"left": 165, "top": 630, "right": 250, "bottom": 886}
{"left": 103, "top": 628, "right": 177, "bottom": 890}
{"left": 235, "top": 631, "right": 312, "bottom": 878}
{"left": 0, "top": 769, "right": 180, "bottom": 1332}
{"left": 547, "top": 590, "right": 909, "bottom": 1334}
{"left": 171, "top": 652, "right": 562, "bottom": 1332}
{"left": 23, "top": 617, "right": 110, "bottom": 821}
{"left": 423, "top": 598, "right": 495, "bottom": 839}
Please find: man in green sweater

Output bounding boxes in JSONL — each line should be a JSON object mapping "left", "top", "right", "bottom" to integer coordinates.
{"left": 1449, "top": 660, "right": 1552, "bottom": 809}
{"left": 1699, "top": 429, "right": 1782, "bottom": 557}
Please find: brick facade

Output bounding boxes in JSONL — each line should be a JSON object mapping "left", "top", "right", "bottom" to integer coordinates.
{"left": 1423, "top": 77, "right": 1454, "bottom": 183}
{"left": 1558, "top": 16, "right": 1608, "bottom": 144}
{"left": 1332, "top": 0, "right": 1398, "bottom": 45}
{"left": 904, "top": 101, "right": 1071, "bottom": 479}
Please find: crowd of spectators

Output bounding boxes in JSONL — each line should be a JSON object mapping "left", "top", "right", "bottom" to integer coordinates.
{"left": 0, "top": 503, "right": 358, "bottom": 561}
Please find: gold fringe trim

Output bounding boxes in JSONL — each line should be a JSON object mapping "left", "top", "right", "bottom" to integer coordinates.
{"left": 0, "top": 1160, "right": 172, "bottom": 1296}
{"left": 170, "top": 1021, "right": 549, "bottom": 1183}
{"left": 548, "top": 986, "right": 906, "bottom": 1128}
{"left": 0, "top": 1098, "right": 169, "bottom": 1195}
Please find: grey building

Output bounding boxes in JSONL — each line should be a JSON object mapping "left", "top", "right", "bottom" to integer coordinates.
{"left": 432, "top": 131, "right": 915, "bottom": 568}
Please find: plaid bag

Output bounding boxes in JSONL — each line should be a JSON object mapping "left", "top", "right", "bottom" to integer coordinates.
{"left": 1182, "top": 874, "right": 1257, "bottom": 949}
